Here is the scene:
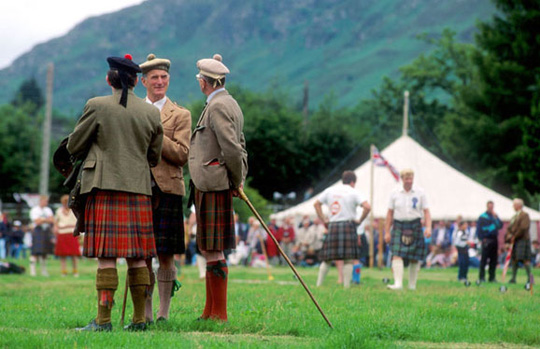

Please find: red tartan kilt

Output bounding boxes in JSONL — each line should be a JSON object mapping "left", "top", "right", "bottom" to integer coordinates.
{"left": 83, "top": 190, "right": 156, "bottom": 259}
{"left": 55, "top": 234, "right": 81, "bottom": 257}
{"left": 195, "top": 188, "right": 235, "bottom": 252}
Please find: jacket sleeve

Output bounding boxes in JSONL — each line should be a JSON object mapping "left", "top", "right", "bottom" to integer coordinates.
{"left": 67, "top": 102, "right": 98, "bottom": 157}
{"left": 514, "top": 214, "right": 530, "bottom": 239}
{"left": 210, "top": 105, "right": 245, "bottom": 188}
{"left": 161, "top": 109, "right": 191, "bottom": 167}
{"left": 147, "top": 115, "right": 164, "bottom": 168}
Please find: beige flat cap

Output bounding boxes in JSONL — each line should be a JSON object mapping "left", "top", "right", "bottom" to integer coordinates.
{"left": 140, "top": 53, "right": 171, "bottom": 74}
{"left": 197, "top": 54, "right": 230, "bottom": 79}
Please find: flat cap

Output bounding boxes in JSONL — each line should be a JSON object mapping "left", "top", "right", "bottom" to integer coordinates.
{"left": 140, "top": 53, "right": 171, "bottom": 74}
{"left": 107, "top": 54, "right": 141, "bottom": 75}
{"left": 197, "top": 54, "right": 230, "bottom": 80}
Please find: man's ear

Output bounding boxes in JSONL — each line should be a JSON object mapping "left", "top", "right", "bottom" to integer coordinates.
{"left": 106, "top": 75, "right": 111, "bottom": 86}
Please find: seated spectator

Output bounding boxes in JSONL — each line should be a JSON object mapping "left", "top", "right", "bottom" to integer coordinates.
{"left": 9, "top": 220, "right": 25, "bottom": 259}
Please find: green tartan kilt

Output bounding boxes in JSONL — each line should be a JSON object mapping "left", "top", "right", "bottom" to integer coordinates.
{"left": 390, "top": 219, "right": 427, "bottom": 261}
{"left": 511, "top": 239, "right": 531, "bottom": 262}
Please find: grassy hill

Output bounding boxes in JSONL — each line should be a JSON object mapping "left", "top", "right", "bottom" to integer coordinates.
{"left": 0, "top": 0, "right": 494, "bottom": 115}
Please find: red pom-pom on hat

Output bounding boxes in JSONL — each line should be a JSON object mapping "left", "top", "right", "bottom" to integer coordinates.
{"left": 124, "top": 54, "right": 133, "bottom": 60}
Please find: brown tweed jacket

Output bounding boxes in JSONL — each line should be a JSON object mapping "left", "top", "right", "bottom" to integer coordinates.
{"left": 150, "top": 98, "right": 191, "bottom": 196}
{"left": 189, "top": 89, "right": 248, "bottom": 192}
{"left": 506, "top": 211, "right": 530, "bottom": 241}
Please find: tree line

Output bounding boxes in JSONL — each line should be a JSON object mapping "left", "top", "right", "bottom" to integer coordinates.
{"left": 0, "top": 0, "right": 538, "bottom": 213}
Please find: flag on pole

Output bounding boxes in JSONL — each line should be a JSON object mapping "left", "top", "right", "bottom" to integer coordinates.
{"left": 372, "top": 146, "right": 400, "bottom": 181}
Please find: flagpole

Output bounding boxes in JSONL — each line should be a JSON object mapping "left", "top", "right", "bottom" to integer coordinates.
{"left": 369, "top": 144, "right": 375, "bottom": 268}
{"left": 402, "top": 90, "right": 409, "bottom": 137}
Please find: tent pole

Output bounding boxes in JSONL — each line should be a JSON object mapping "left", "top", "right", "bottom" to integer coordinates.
{"left": 369, "top": 145, "right": 375, "bottom": 268}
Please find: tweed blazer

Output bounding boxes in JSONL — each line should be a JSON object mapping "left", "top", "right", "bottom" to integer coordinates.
{"left": 189, "top": 89, "right": 248, "bottom": 192}
{"left": 150, "top": 98, "right": 191, "bottom": 196}
{"left": 506, "top": 211, "right": 531, "bottom": 241}
{"left": 67, "top": 89, "right": 163, "bottom": 196}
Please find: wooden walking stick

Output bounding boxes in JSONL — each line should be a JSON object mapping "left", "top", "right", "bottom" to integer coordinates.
{"left": 120, "top": 271, "right": 129, "bottom": 327}
{"left": 239, "top": 188, "right": 334, "bottom": 329}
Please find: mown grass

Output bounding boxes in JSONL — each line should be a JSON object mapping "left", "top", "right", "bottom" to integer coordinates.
{"left": 1, "top": 258, "right": 539, "bottom": 348}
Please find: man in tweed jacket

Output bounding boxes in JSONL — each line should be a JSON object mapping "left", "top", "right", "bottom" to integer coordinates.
{"left": 139, "top": 53, "right": 192, "bottom": 324}
{"left": 189, "top": 54, "right": 247, "bottom": 322}
{"left": 505, "top": 198, "right": 532, "bottom": 285}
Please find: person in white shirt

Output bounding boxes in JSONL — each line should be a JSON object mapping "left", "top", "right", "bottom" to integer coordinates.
{"left": 384, "top": 169, "right": 432, "bottom": 290}
{"left": 29, "top": 195, "right": 55, "bottom": 277}
{"left": 314, "top": 171, "right": 370, "bottom": 288}
{"left": 453, "top": 221, "right": 470, "bottom": 281}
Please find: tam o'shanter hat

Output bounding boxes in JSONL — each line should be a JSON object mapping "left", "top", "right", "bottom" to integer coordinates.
{"left": 140, "top": 53, "right": 171, "bottom": 74}
{"left": 107, "top": 54, "right": 141, "bottom": 107}
{"left": 197, "top": 54, "right": 230, "bottom": 85}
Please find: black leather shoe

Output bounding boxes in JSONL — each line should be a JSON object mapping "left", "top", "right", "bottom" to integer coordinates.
{"left": 156, "top": 317, "right": 167, "bottom": 323}
{"left": 123, "top": 322, "right": 147, "bottom": 332}
{"left": 75, "top": 319, "right": 112, "bottom": 332}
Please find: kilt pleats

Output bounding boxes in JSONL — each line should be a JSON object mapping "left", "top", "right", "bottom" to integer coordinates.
{"left": 319, "top": 221, "right": 360, "bottom": 261}
{"left": 390, "top": 219, "right": 427, "bottom": 261}
{"left": 152, "top": 187, "right": 185, "bottom": 255}
{"left": 195, "top": 188, "right": 235, "bottom": 252}
{"left": 83, "top": 190, "right": 156, "bottom": 259}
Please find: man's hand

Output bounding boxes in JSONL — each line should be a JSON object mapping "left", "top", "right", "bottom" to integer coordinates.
{"left": 424, "top": 226, "right": 432, "bottom": 239}
{"left": 232, "top": 183, "right": 244, "bottom": 198}
{"left": 357, "top": 235, "right": 362, "bottom": 247}
{"left": 384, "top": 232, "right": 391, "bottom": 244}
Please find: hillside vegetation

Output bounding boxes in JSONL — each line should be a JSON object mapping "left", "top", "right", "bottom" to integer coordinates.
{"left": 0, "top": 0, "right": 494, "bottom": 115}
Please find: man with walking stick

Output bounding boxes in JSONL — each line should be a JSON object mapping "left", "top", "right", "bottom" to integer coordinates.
{"left": 139, "top": 53, "right": 192, "bottom": 324}
{"left": 189, "top": 54, "right": 248, "bottom": 322}
{"left": 505, "top": 198, "right": 532, "bottom": 286}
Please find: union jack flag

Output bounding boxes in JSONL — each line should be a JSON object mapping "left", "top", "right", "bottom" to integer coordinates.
{"left": 372, "top": 146, "right": 400, "bottom": 181}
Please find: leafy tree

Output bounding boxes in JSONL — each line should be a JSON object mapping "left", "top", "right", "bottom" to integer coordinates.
{"left": 10, "top": 78, "right": 45, "bottom": 113}
{"left": 0, "top": 104, "right": 41, "bottom": 198}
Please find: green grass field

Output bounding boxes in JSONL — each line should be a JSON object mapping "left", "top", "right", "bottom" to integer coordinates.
{"left": 1, "top": 258, "right": 539, "bottom": 348}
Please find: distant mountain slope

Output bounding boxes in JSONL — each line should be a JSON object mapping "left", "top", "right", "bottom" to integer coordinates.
{"left": 0, "top": 0, "right": 494, "bottom": 115}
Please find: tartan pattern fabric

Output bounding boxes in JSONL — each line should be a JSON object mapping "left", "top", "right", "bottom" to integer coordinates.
{"left": 54, "top": 234, "right": 81, "bottom": 257}
{"left": 152, "top": 187, "right": 186, "bottom": 255}
{"left": 511, "top": 239, "right": 531, "bottom": 261}
{"left": 31, "top": 226, "right": 54, "bottom": 256}
{"left": 83, "top": 190, "right": 156, "bottom": 258}
{"left": 390, "top": 219, "right": 427, "bottom": 261}
{"left": 319, "top": 221, "right": 360, "bottom": 261}
{"left": 195, "top": 188, "right": 235, "bottom": 252}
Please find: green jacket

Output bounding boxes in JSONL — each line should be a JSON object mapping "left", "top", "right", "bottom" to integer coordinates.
{"left": 67, "top": 89, "right": 163, "bottom": 196}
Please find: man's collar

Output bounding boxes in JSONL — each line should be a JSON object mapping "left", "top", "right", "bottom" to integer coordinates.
{"left": 145, "top": 96, "right": 167, "bottom": 111}
{"left": 206, "top": 88, "right": 226, "bottom": 104}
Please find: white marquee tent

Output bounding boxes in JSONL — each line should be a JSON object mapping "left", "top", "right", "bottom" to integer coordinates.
{"left": 275, "top": 135, "right": 540, "bottom": 224}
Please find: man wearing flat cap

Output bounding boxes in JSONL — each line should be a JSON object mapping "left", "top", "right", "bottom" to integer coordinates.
{"left": 189, "top": 54, "right": 248, "bottom": 322}
{"left": 139, "top": 53, "right": 191, "bottom": 324}
{"left": 69, "top": 54, "right": 163, "bottom": 332}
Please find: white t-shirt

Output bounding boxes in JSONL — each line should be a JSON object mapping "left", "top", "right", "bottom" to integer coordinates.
{"left": 30, "top": 205, "right": 54, "bottom": 229}
{"left": 388, "top": 186, "right": 429, "bottom": 221}
{"left": 317, "top": 184, "right": 367, "bottom": 222}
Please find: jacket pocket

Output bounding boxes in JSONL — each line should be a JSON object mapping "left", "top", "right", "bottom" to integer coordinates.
{"left": 83, "top": 160, "right": 96, "bottom": 169}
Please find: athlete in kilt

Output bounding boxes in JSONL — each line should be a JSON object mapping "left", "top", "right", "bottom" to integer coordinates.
{"left": 68, "top": 55, "right": 163, "bottom": 332}
{"left": 384, "top": 169, "right": 432, "bottom": 290}
{"left": 505, "top": 198, "right": 532, "bottom": 285}
{"left": 314, "top": 171, "right": 371, "bottom": 289}
{"left": 139, "top": 53, "right": 191, "bottom": 323}
{"left": 189, "top": 54, "right": 248, "bottom": 322}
